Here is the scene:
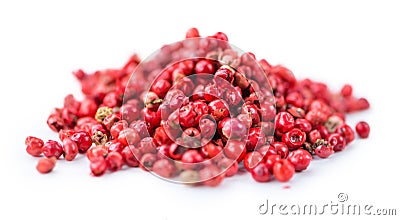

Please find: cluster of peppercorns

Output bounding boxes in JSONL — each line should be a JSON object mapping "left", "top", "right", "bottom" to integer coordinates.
{"left": 25, "top": 28, "right": 370, "bottom": 186}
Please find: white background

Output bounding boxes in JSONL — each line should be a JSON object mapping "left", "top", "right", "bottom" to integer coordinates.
{"left": 1, "top": 0, "right": 399, "bottom": 219}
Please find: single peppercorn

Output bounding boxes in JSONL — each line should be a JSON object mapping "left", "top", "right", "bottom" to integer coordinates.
{"left": 36, "top": 157, "right": 57, "bottom": 174}
{"left": 355, "top": 121, "right": 370, "bottom": 138}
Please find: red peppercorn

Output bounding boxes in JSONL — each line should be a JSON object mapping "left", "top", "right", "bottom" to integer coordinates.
{"left": 168, "top": 143, "right": 186, "bottom": 160}
{"left": 287, "top": 149, "right": 312, "bottom": 172}
{"left": 142, "top": 107, "right": 161, "bottom": 129}
{"left": 341, "top": 84, "right": 353, "bottom": 97}
{"left": 185, "top": 27, "right": 200, "bottom": 38}
{"left": 36, "top": 157, "right": 57, "bottom": 174}
{"left": 78, "top": 98, "right": 98, "bottom": 117}
{"left": 87, "top": 146, "right": 108, "bottom": 162}
{"left": 327, "top": 133, "right": 346, "bottom": 152}
{"left": 104, "top": 140, "right": 125, "bottom": 153}
{"left": 224, "top": 140, "right": 246, "bottom": 162}
{"left": 47, "top": 110, "right": 65, "bottom": 132}
{"left": 195, "top": 59, "right": 215, "bottom": 74}
{"left": 246, "top": 127, "right": 266, "bottom": 151}
{"left": 271, "top": 142, "right": 289, "bottom": 159}
{"left": 221, "top": 118, "right": 247, "bottom": 140}
{"left": 178, "top": 60, "right": 195, "bottom": 75}
{"left": 273, "top": 159, "right": 295, "bottom": 182}
{"left": 208, "top": 100, "right": 230, "bottom": 121}
{"left": 281, "top": 128, "right": 306, "bottom": 150}
{"left": 42, "top": 140, "right": 63, "bottom": 159}
{"left": 308, "top": 129, "right": 322, "bottom": 144}
{"left": 355, "top": 121, "right": 370, "bottom": 138}
{"left": 118, "top": 128, "right": 140, "bottom": 146}
{"left": 335, "top": 124, "right": 355, "bottom": 144}
{"left": 58, "top": 129, "right": 76, "bottom": 141}
{"left": 102, "top": 92, "right": 122, "bottom": 108}
{"left": 105, "top": 152, "right": 123, "bottom": 172}
{"left": 217, "top": 158, "right": 239, "bottom": 177}
{"left": 63, "top": 138, "right": 78, "bottom": 161}
{"left": 181, "top": 150, "right": 204, "bottom": 170}
{"left": 25, "top": 136, "right": 44, "bottom": 157}
{"left": 251, "top": 163, "right": 271, "bottom": 182}
{"left": 315, "top": 125, "right": 329, "bottom": 139}
{"left": 70, "top": 131, "right": 92, "bottom": 153}
{"left": 140, "top": 153, "right": 158, "bottom": 171}
{"left": 199, "top": 165, "right": 224, "bottom": 187}
{"left": 294, "top": 119, "right": 312, "bottom": 133}
{"left": 199, "top": 117, "right": 217, "bottom": 139}
{"left": 286, "top": 92, "right": 304, "bottom": 108}
{"left": 138, "top": 137, "right": 158, "bottom": 155}
{"left": 244, "top": 151, "right": 263, "bottom": 172}
{"left": 90, "top": 157, "right": 107, "bottom": 176}
{"left": 153, "top": 159, "right": 176, "bottom": 178}
{"left": 313, "top": 139, "right": 334, "bottom": 158}
{"left": 151, "top": 79, "right": 172, "bottom": 98}
{"left": 242, "top": 103, "right": 261, "bottom": 127}
{"left": 110, "top": 120, "right": 128, "bottom": 139}
{"left": 265, "top": 154, "right": 281, "bottom": 173}
{"left": 121, "top": 145, "right": 141, "bottom": 167}
{"left": 275, "top": 112, "right": 295, "bottom": 133}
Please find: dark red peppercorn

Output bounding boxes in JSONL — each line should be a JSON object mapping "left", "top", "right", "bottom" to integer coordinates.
{"left": 251, "top": 163, "right": 271, "bottom": 182}
{"left": 308, "top": 129, "right": 322, "bottom": 144}
{"left": 294, "top": 119, "right": 312, "bottom": 133}
{"left": 244, "top": 151, "right": 263, "bottom": 172}
{"left": 335, "top": 124, "right": 355, "bottom": 144}
{"left": 70, "top": 131, "right": 92, "bottom": 153}
{"left": 195, "top": 60, "right": 215, "bottom": 74}
{"left": 281, "top": 128, "right": 306, "bottom": 150}
{"left": 327, "top": 133, "right": 346, "bottom": 152}
{"left": 265, "top": 155, "right": 281, "bottom": 174}
{"left": 355, "top": 121, "right": 370, "bottom": 138}
{"left": 208, "top": 100, "right": 230, "bottom": 121}
{"left": 271, "top": 142, "right": 289, "bottom": 159}
{"left": 275, "top": 112, "right": 295, "bottom": 133}
{"left": 287, "top": 149, "right": 312, "bottom": 172}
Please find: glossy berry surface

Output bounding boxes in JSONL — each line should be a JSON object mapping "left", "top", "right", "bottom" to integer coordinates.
{"left": 273, "top": 159, "right": 295, "bottom": 182}
{"left": 251, "top": 163, "right": 271, "bottom": 182}
{"left": 287, "top": 149, "right": 312, "bottom": 172}
{"left": 355, "top": 121, "right": 370, "bottom": 138}
{"left": 281, "top": 128, "right": 306, "bottom": 150}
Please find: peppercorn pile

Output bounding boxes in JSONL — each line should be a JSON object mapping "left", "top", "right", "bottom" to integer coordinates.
{"left": 25, "top": 28, "right": 370, "bottom": 186}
